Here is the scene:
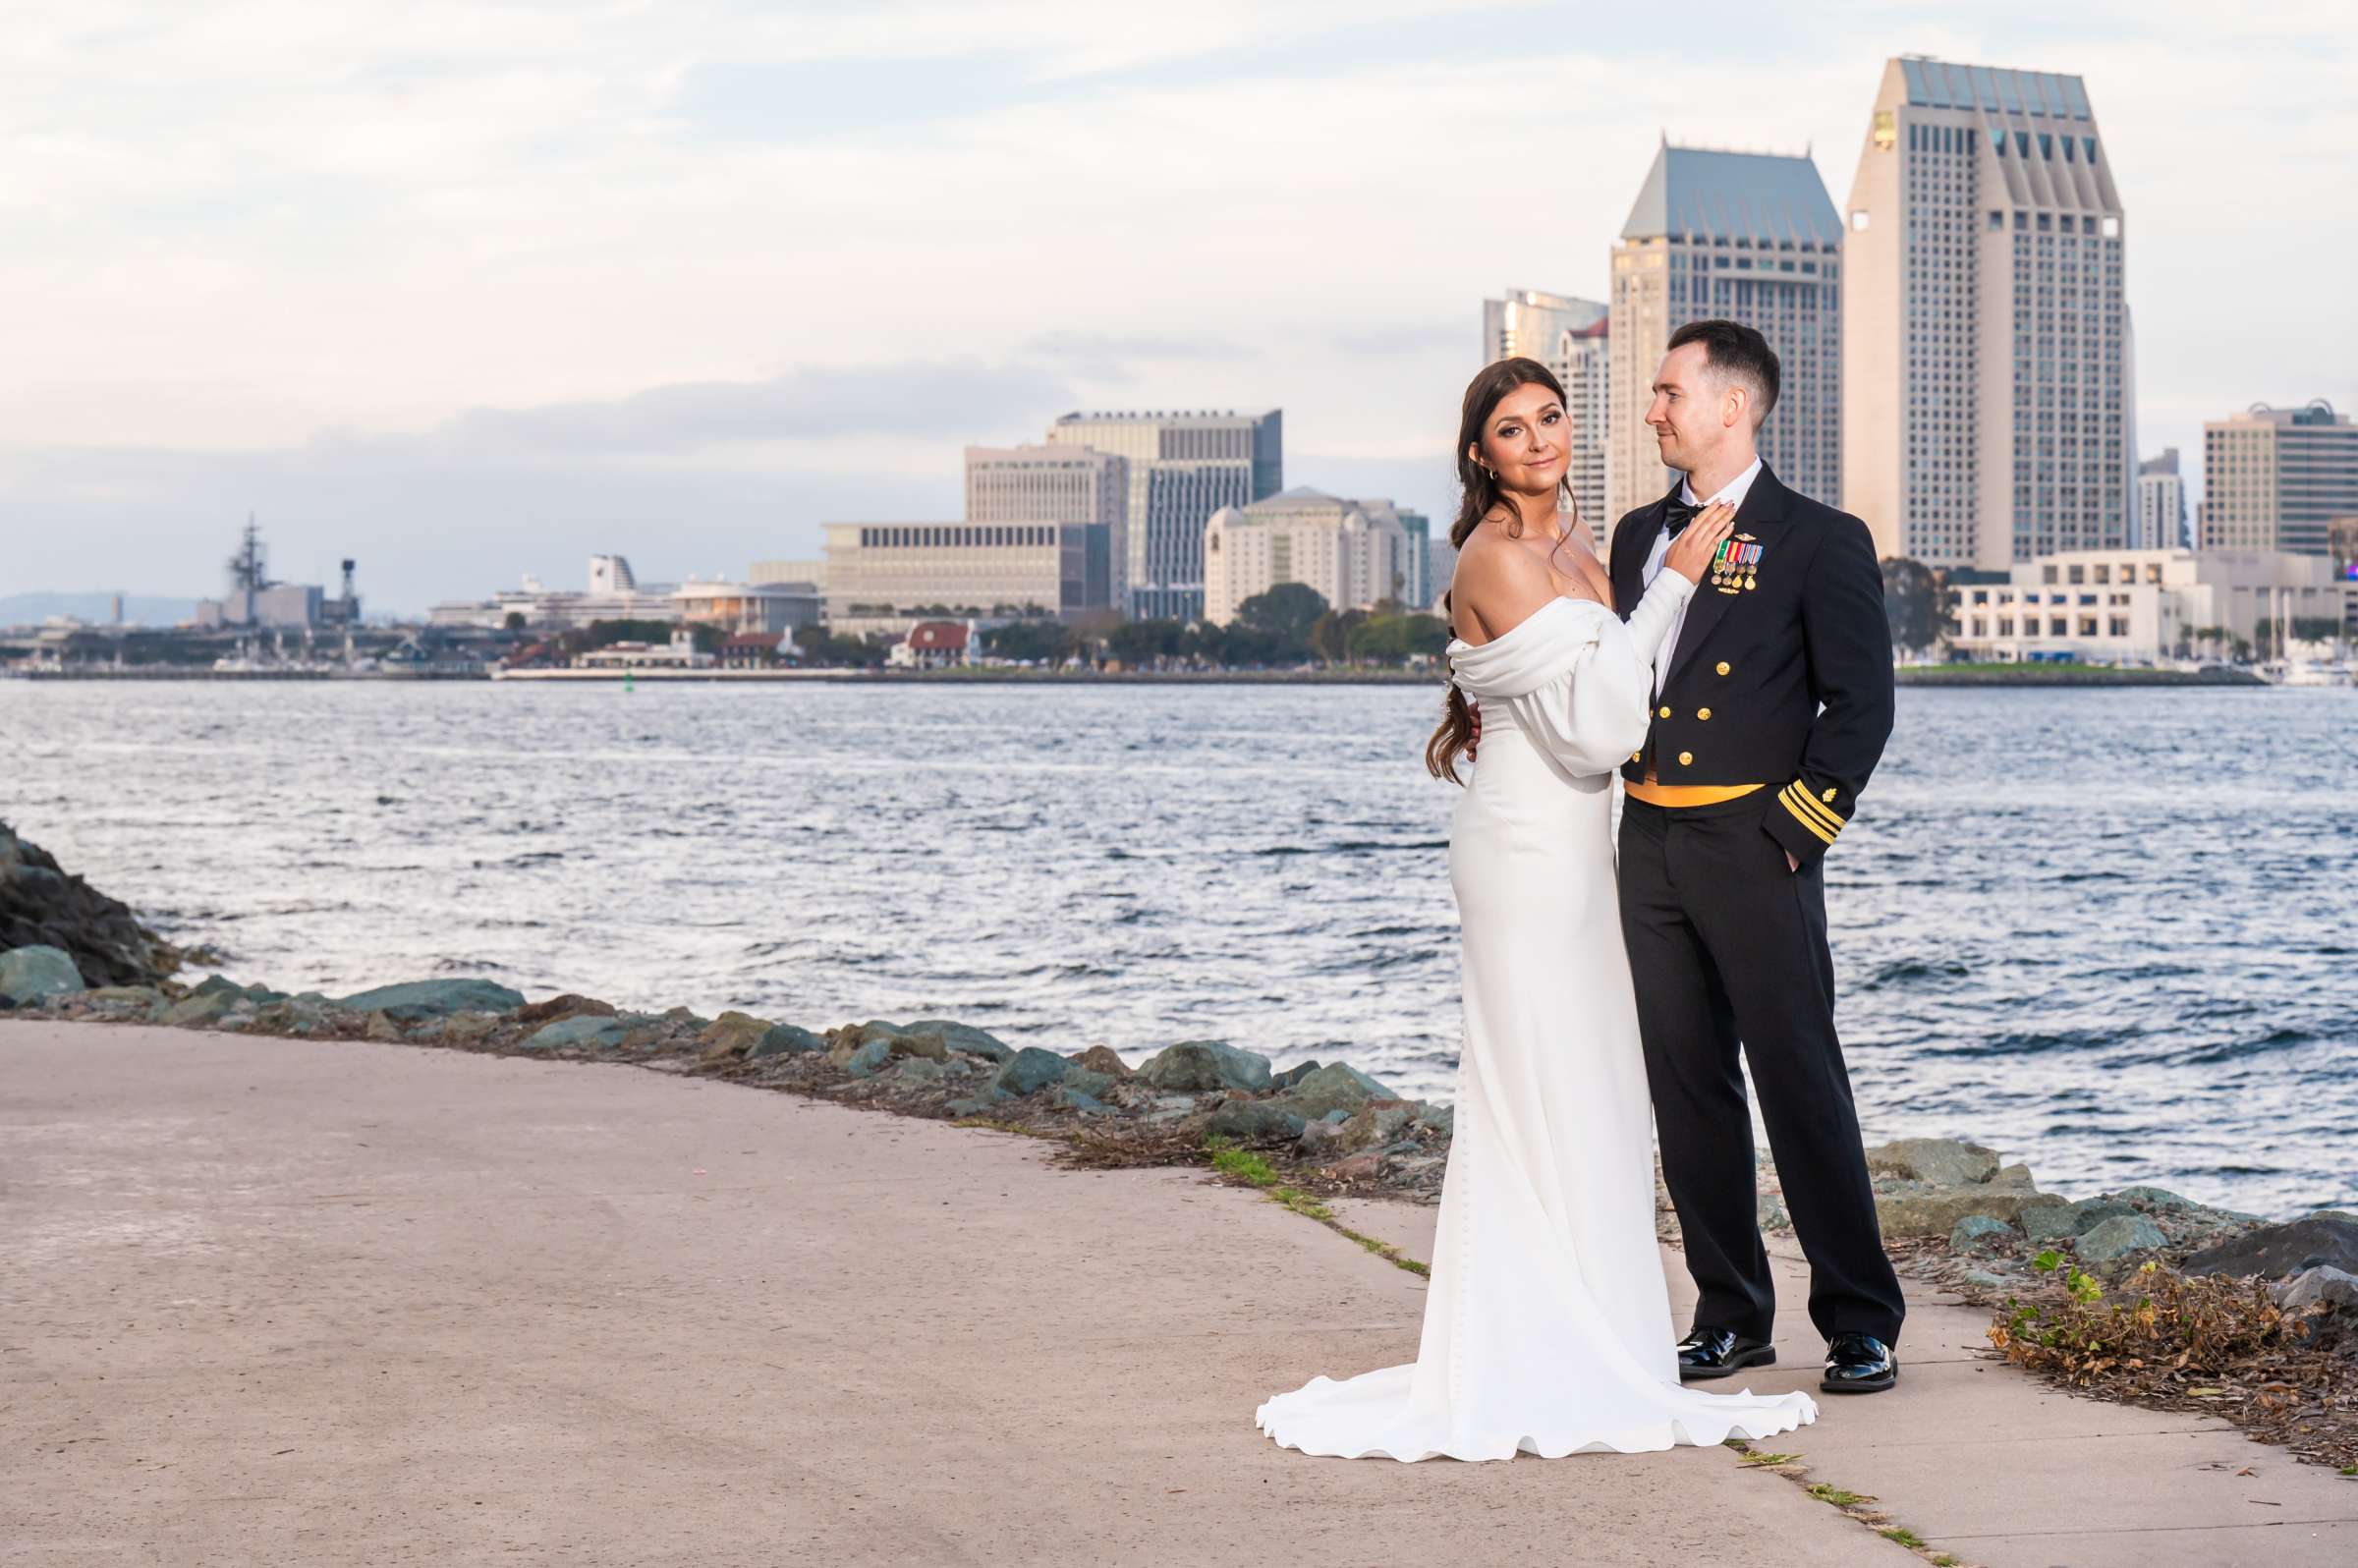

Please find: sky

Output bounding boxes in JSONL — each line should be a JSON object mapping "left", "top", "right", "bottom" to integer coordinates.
{"left": 2, "top": 0, "right": 2352, "bottom": 615}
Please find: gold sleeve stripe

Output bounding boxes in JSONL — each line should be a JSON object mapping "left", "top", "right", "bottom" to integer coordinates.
{"left": 1779, "top": 791, "right": 1838, "bottom": 845}
{"left": 1783, "top": 782, "right": 1845, "bottom": 833}
{"left": 1772, "top": 787, "right": 1848, "bottom": 839}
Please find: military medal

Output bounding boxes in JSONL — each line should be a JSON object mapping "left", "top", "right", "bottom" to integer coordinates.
{"left": 1712, "top": 535, "right": 1765, "bottom": 594}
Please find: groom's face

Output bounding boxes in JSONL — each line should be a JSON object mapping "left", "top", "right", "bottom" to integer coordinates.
{"left": 1646, "top": 342, "right": 1737, "bottom": 475}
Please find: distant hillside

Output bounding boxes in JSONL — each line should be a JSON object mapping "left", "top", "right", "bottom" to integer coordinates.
{"left": 0, "top": 592, "right": 199, "bottom": 629}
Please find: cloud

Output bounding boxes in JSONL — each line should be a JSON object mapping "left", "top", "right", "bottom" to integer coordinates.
{"left": 414, "top": 360, "right": 1080, "bottom": 458}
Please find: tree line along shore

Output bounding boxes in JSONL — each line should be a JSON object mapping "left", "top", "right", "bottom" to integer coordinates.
{"left": 2, "top": 815, "right": 2351, "bottom": 1472}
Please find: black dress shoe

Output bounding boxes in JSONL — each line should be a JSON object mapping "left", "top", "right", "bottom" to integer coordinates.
{"left": 1676, "top": 1325, "right": 1775, "bottom": 1380}
{"left": 1822, "top": 1332, "right": 1898, "bottom": 1394}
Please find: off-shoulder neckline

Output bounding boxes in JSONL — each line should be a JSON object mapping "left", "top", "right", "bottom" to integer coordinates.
{"left": 1445, "top": 592, "right": 1608, "bottom": 654}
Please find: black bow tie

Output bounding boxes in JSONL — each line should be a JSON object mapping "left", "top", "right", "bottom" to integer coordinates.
{"left": 1661, "top": 498, "right": 1704, "bottom": 538}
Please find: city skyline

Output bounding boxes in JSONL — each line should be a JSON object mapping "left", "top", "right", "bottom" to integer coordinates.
{"left": 3, "top": 3, "right": 2352, "bottom": 612}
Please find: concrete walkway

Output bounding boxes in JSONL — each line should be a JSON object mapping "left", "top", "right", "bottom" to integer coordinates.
{"left": 2, "top": 1023, "right": 2350, "bottom": 1567}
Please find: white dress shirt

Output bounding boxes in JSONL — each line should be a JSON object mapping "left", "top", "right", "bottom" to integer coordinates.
{"left": 1643, "top": 456, "right": 1762, "bottom": 697}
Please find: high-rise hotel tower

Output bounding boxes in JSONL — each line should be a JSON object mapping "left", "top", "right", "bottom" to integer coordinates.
{"left": 1841, "top": 57, "right": 2134, "bottom": 568}
{"left": 1606, "top": 143, "right": 1844, "bottom": 521}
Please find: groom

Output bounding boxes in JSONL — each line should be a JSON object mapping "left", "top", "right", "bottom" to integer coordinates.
{"left": 1608, "top": 319, "right": 1905, "bottom": 1394}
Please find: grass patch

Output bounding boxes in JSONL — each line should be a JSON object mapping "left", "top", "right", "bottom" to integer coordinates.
{"left": 1739, "top": 1450, "right": 1801, "bottom": 1467}
{"left": 1205, "top": 1137, "right": 1430, "bottom": 1277}
{"left": 1880, "top": 1526, "right": 1926, "bottom": 1548}
{"left": 1806, "top": 1484, "right": 1870, "bottom": 1507}
{"left": 1208, "top": 1143, "right": 1281, "bottom": 1188}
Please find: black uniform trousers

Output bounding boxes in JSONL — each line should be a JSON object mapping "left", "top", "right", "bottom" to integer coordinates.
{"left": 1617, "top": 791, "right": 1906, "bottom": 1348}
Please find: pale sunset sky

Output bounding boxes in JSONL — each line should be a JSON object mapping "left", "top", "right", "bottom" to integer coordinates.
{"left": 3, "top": 0, "right": 2351, "bottom": 612}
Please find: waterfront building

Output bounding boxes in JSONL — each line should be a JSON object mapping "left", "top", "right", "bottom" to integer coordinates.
{"left": 1397, "top": 510, "right": 1432, "bottom": 608}
{"left": 1841, "top": 57, "right": 2134, "bottom": 568}
{"left": 717, "top": 632, "right": 791, "bottom": 669}
{"left": 2138, "top": 450, "right": 2189, "bottom": 551}
{"left": 887, "top": 620, "right": 976, "bottom": 670}
{"left": 1606, "top": 143, "right": 1842, "bottom": 523}
{"left": 670, "top": 581, "right": 820, "bottom": 636}
{"left": 2200, "top": 402, "right": 2358, "bottom": 558}
{"left": 1042, "top": 409, "right": 1281, "bottom": 621}
{"left": 1946, "top": 548, "right": 2354, "bottom": 662}
{"left": 1428, "top": 536, "right": 1458, "bottom": 613}
{"left": 1201, "top": 488, "right": 1410, "bottom": 628}
{"left": 574, "top": 629, "right": 712, "bottom": 670}
{"left": 749, "top": 558, "right": 826, "bottom": 590}
{"left": 965, "top": 445, "right": 1129, "bottom": 611}
{"left": 820, "top": 522, "right": 1114, "bottom": 639}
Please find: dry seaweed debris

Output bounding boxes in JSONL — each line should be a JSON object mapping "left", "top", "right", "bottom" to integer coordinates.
{"left": 1990, "top": 1256, "right": 2356, "bottom": 1471}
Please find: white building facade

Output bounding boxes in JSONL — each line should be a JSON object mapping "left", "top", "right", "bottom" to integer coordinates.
{"left": 820, "top": 521, "right": 1114, "bottom": 639}
{"left": 1202, "top": 488, "right": 1410, "bottom": 628}
{"left": 964, "top": 444, "right": 1129, "bottom": 611}
{"left": 1947, "top": 548, "right": 2353, "bottom": 662}
{"left": 1841, "top": 57, "right": 2135, "bottom": 569}
{"left": 2137, "top": 450, "right": 2188, "bottom": 551}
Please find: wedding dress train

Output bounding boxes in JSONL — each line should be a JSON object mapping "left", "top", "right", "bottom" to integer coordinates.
{"left": 1255, "top": 574, "right": 1819, "bottom": 1461}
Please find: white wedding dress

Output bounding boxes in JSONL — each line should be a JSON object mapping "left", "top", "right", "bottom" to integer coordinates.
{"left": 1255, "top": 573, "right": 1819, "bottom": 1461}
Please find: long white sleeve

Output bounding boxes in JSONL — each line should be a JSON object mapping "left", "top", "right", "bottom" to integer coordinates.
{"left": 1446, "top": 578, "right": 1697, "bottom": 779}
{"left": 1620, "top": 567, "right": 1697, "bottom": 670}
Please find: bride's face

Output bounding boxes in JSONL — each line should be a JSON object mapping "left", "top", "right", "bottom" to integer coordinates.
{"left": 1471, "top": 381, "right": 1568, "bottom": 498}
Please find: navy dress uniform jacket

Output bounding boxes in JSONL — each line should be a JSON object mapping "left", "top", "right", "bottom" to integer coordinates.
{"left": 1608, "top": 463, "right": 1896, "bottom": 865}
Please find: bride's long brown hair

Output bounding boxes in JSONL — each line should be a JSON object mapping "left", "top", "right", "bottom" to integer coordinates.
{"left": 1425, "top": 357, "right": 1574, "bottom": 785}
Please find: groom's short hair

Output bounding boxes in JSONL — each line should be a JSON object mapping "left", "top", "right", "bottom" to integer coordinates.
{"left": 1666, "top": 319, "right": 1780, "bottom": 426}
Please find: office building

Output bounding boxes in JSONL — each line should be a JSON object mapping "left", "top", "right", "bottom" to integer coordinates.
{"left": 1948, "top": 547, "right": 2355, "bottom": 662}
{"left": 1201, "top": 488, "right": 1410, "bottom": 628}
{"left": 1841, "top": 56, "right": 2134, "bottom": 568}
{"left": 1397, "top": 510, "right": 1432, "bottom": 607}
{"left": 2200, "top": 401, "right": 2358, "bottom": 557}
{"left": 820, "top": 522, "right": 1114, "bottom": 639}
{"left": 1427, "top": 537, "right": 1458, "bottom": 613}
{"left": 1482, "top": 288, "right": 1606, "bottom": 366}
{"left": 964, "top": 444, "right": 1129, "bottom": 608}
{"left": 1607, "top": 143, "right": 1843, "bottom": 521}
{"left": 750, "top": 558, "right": 826, "bottom": 590}
{"left": 1482, "top": 291, "right": 1612, "bottom": 541}
{"left": 2137, "top": 450, "right": 2188, "bottom": 551}
{"left": 1042, "top": 409, "right": 1281, "bottom": 621}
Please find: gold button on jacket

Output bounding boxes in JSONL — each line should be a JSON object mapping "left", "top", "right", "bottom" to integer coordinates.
{"left": 1657, "top": 705, "right": 1672, "bottom": 718}
{"left": 1715, "top": 661, "right": 1731, "bottom": 676}
{"left": 1677, "top": 751, "right": 1693, "bottom": 766}
{"left": 1697, "top": 707, "right": 1712, "bottom": 720}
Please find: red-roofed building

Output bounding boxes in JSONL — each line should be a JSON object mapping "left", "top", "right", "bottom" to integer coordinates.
{"left": 889, "top": 619, "right": 974, "bottom": 670}
{"left": 719, "top": 631, "right": 788, "bottom": 669}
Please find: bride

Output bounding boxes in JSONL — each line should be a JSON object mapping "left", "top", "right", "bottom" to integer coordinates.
{"left": 1255, "top": 359, "right": 1819, "bottom": 1461}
